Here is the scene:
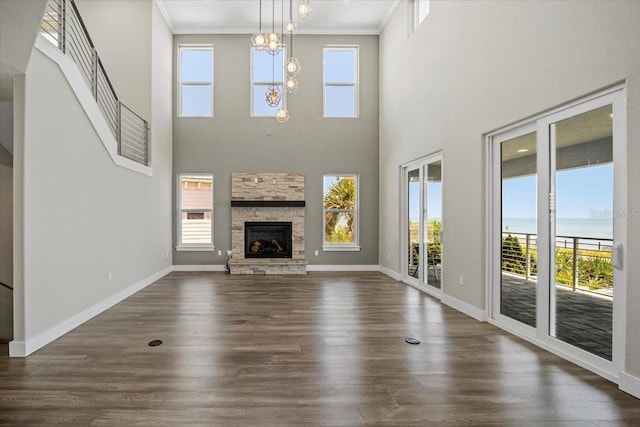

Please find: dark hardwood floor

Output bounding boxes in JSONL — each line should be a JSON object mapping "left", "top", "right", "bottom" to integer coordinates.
{"left": 1, "top": 271, "right": 639, "bottom": 425}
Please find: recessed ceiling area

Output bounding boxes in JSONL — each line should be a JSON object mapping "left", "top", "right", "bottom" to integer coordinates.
{"left": 157, "top": 0, "right": 399, "bottom": 34}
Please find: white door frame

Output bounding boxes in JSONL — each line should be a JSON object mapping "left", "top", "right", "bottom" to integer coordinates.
{"left": 400, "top": 152, "right": 443, "bottom": 299}
{"left": 486, "top": 85, "right": 627, "bottom": 382}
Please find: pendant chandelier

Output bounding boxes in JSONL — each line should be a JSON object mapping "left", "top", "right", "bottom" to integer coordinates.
{"left": 252, "top": 0, "right": 309, "bottom": 122}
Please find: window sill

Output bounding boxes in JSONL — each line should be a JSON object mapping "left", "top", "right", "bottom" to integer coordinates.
{"left": 176, "top": 246, "right": 215, "bottom": 252}
{"left": 322, "top": 245, "right": 361, "bottom": 252}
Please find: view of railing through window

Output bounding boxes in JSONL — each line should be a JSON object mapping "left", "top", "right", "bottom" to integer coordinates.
{"left": 39, "top": 0, "right": 149, "bottom": 166}
{"left": 502, "top": 232, "right": 613, "bottom": 297}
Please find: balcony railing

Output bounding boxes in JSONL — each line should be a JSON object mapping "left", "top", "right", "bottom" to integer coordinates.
{"left": 39, "top": 0, "right": 149, "bottom": 166}
{"left": 502, "top": 232, "right": 613, "bottom": 297}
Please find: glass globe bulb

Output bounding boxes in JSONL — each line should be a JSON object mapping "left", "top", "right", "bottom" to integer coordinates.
{"left": 285, "top": 77, "right": 298, "bottom": 92}
{"left": 298, "top": 0, "right": 311, "bottom": 19}
{"left": 286, "top": 57, "right": 301, "bottom": 76}
{"left": 251, "top": 32, "right": 266, "bottom": 48}
{"left": 269, "top": 39, "right": 279, "bottom": 51}
{"left": 268, "top": 32, "right": 280, "bottom": 43}
{"left": 276, "top": 108, "right": 290, "bottom": 123}
{"left": 285, "top": 20, "right": 296, "bottom": 35}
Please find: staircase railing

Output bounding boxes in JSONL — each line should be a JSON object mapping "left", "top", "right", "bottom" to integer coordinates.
{"left": 40, "top": 0, "right": 149, "bottom": 166}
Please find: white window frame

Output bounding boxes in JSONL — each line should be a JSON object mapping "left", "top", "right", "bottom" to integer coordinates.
{"left": 178, "top": 44, "right": 214, "bottom": 118}
{"left": 176, "top": 173, "right": 214, "bottom": 251}
{"left": 322, "top": 173, "right": 361, "bottom": 251}
{"left": 323, "top": 45, "right": 359, "bottom": 119}
{"left": 250, "top": 46, "right": 287, "bottom": 117}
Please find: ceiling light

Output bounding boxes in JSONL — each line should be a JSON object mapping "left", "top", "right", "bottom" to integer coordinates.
{"left": 285, "top": 76, "right": 298, "bottom": 92}
{"left": 276, "top": 108, "right": 290, "bottom": 123}
{"left": 517, "top": 149, "right": 529, "bottom": 153}
{"left": 285, "top": 57, "right": 301, "bottom": 76}
{"left": 265, "top": 86, "right": 281, "bottom": 107}
{"left": 298, "top": 0, "right": 311, "bottom": 19}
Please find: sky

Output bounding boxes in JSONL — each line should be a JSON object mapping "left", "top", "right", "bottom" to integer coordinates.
{"left": 502, "top": 163, "right": 613, "bottom": 219}
{"left": 408, "top": 163, "right": 612, "bottom": 223}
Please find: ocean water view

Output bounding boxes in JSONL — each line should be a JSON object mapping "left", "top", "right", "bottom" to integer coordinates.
{"left": 503, "top": 218, "right": 613, "bottom": 239}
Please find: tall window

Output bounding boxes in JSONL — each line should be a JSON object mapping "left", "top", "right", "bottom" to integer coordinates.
{"left": 323, "top": 46, "right": 358, "bottom": 118}
{"left": 179, "top": 45, "right": 213, "bottom": 117}
{"left": 251, "top": 47, "right": 286, "bottom": 117}
{"left": 412, "top": 0, "right": 430, "bottom": 31}
{"left": 177, "top": 174, "right": 214, "bottom": 251}
{"left": 323, "top": 174, "right": 360, "bottom": 251}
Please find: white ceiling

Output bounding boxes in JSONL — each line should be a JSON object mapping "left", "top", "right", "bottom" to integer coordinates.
{"left": 157, "top": 0, "right": 399, "bottom": 35}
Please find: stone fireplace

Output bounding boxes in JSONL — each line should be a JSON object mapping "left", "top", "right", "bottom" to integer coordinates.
{"left": 228, "top": 173, "right": 307, "bottom": 274}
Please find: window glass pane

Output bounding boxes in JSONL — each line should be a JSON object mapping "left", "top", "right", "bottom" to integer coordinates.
{"left": 181, "top": 86, "right": 212, "bottom": 117}
{"left": 181, "top": 211, "right": 212, "bottom": 244}
{"left": 181, "top": 49, "right": 213, "bottom": 83}
{"left": 324, "top": 212, "right": 355, "bottom": 244}
{"left": 324, "top": 86, "right": 356, "bottom": 117}
{"left": 323, "top": 176, "right": 356, "bottom": 209}
{"left": 324, "top": 50, "right": 355, "bottom": 83}
{"left": 180, "top": 176, "right": 213, "bottom": 209}
{"left": 417, "top": 0, "right": 430, "bottom": 24}
{"left": 252, "top": 49, "right": 284, "bottom": 82}
{"left": 253, "top": 84, "right": 283, "bottom": 116}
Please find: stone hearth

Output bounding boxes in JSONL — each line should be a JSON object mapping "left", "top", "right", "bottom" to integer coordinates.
{"left": 228, "top": 173, "right": 307, "bottom": 274}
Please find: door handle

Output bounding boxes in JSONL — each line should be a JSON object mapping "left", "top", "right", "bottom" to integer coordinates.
{"left": 612, "top": 244, "right": 623, "bottom": 270}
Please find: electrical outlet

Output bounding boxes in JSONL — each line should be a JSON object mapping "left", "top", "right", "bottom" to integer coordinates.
{"left": 227, "top": 250, "right": 232, "bottom": 256}
{"left": 218, "top": 250, "right": 222, "bottom": 256}
{"left": 315, "top": 250, "right": 319, "bottom": 256}
{"left": 459, "top": 275, "right": 464, "bottom": 286}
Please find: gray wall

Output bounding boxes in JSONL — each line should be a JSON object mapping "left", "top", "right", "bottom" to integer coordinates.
{"left": 12, "top": 1, "right": 173, "bottom": 346}
{"left": 76, "top": 0, "right": 152, "bottom": 120}
{"left": 173, "top": 34, "right": 379, "bottom": 266}
{"left": 379, "top": 1, "right": 640, "bottom": 377}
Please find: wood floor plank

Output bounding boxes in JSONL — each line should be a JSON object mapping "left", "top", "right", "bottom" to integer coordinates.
{"left": 0, "top": 271, "right": 638, "bottom": 425}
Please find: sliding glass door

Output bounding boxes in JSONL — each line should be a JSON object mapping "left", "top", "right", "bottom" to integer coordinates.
{"left": 403, "top": 154, "right": 443, "bottom": 295}
{"left": 490, "top": 88, "right": 626, "bottom": 376}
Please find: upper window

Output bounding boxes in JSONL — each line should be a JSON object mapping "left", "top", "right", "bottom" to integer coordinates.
{"left": 323, "top": 46, "right": 358, "bottom": 118}
{"left": 177, "top": 174, "right": 214, "bottom": 251}
{"left": 323, "top": 174, "right": 360, "bottom": 251}
{"left": 179, "top": 45, "right": 213, "bottom": 117}
{"left": 251, "top": 47, "right": 286, "bottom": 117}
{"left": 412, "top": 0, "right": 430, "bottom": 31}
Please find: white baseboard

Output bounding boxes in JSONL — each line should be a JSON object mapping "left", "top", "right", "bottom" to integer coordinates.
{"left": 172, "top": 265, "right": 226, "bottom": 272}
{"left": 379, "top": 266, "right": 401, "bottom": 281}
{"left": 619, "top": 372, "right": 640, "bottom": 399}
{"left": 306, "top": 265, "right": 379, "bottom": 272}
{"left": 9, "top": 266, "right": 172, "bottom": 357}
{"left": 441, "top": 294, "right": 487, "bottom": 322}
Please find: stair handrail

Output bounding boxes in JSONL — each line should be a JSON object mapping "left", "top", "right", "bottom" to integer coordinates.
{"left": 40, "top": 0, "right": 149, "bottom": 166}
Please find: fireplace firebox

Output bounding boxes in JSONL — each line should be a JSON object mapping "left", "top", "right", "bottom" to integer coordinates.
{"left": 244, "top": 222, "right": 292, "bottom": 258}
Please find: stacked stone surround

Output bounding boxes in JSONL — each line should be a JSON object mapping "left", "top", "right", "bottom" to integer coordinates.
{"left": 229, "top": 173, "right": 307, "bottom": 275}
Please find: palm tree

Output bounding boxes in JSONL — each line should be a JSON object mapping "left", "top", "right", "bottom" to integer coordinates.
{"left": 324, "top": 177, "right": 355, "bottom": 243}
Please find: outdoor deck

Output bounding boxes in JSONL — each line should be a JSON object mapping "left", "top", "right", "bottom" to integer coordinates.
{"left": 501, "top": 273, "right": 612, "bottom": 360}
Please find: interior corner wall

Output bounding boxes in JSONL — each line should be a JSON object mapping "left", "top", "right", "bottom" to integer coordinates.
{"left": 172, "top": 34, "right": 379, "bottom": 266}
{"left": 378, "top": 1, "right": 640, "bottom": 376}
{"left": 0, "top": 144, "right": 12, "bottom": 287}
{"left": 0, "top": 144, "right": 12, "bottom": 339}
{"left": 0, "top": 102, "right": 13, "bottom": 154}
